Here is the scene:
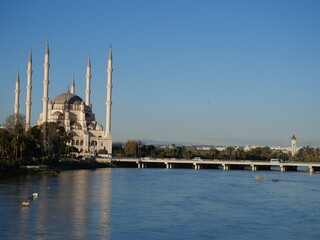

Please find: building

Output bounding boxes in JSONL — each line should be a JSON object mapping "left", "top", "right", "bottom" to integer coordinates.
{"left": 291, "top": 135, "right": 297, "bottom": 155}
{"left": 15, "top": 41, "right": 113, "bottom": 154}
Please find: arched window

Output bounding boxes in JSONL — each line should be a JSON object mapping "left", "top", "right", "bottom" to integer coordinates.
{"left": 71, "top": 122, "right": 82, "bottom": 130}
{"left": 76, "top": 140, "right": 79, "bottom": 146}
{"left": 80, "top": 140, "right": 84, "bottom": 146}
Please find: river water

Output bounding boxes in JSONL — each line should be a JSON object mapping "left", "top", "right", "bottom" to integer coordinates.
{"left": 1, "top": 168, "right": 320, "bottom": 240}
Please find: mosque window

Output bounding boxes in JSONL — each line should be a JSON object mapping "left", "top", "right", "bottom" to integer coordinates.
{"left": 76, "top": 140, "right": 79, "bottom": 145}
{"left": 71, "top": 122, "right": 82, "bottom": 130}
{"left": 80, "top": 140, "right": 84, "bottom": 146}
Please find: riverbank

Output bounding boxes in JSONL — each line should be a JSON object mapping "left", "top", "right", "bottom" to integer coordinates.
{"left": 0, "top": 160, "right": 114, "bottom": 180}
{"left": 49, "top": 160, "right": 114, "bottom": 171}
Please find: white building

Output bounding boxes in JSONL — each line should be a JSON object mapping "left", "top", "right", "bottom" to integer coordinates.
{"left": 15, "top": 41, "right": 114, "bottom": 154}
{"left": 291, "top": 135, "right": 297, "bottom": 155}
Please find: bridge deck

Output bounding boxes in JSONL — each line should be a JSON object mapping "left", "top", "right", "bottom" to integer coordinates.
{"left": 96, "top": 158, "right": 320, "bottom": 173}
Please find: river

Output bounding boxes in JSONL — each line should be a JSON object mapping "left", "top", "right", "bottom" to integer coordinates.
{"left": 1, "top": 168, "right": 320, "bottom": 239}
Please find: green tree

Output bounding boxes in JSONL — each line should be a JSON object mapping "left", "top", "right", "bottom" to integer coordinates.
{"left": 40, "top": 122, "right": 72, "bottom": 162}
{"left": 141, "top": 145, "right": 156, "bottom": 158}
{"left": 295, "top": 146, "right": 320, "bottom": 162}
{"left": 124, "top": 140, "right": 139, "bottom": 157}
{"left": 12, "top": 123, "right": 25, "bottom": 160}
{"left": 0, "top": 128, "right": 12, "bottom": 159}
{"left": 112, "top": 142, "right": 124, "bottom": 156}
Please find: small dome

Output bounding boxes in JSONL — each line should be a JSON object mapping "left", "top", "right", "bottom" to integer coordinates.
{"left": 52, "top": 92, "right": 83, "bottom": 105}
{"left": 52, "top": 111, "right": 64, "bottom": 116}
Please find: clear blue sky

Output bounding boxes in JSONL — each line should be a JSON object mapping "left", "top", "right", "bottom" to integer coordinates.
{"left": 1, "top": 0, "right": 320, "bottom": 147}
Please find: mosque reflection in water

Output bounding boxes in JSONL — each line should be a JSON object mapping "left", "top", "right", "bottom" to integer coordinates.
{"left": 12, "top": 169, "right": 111, "bottom": 239}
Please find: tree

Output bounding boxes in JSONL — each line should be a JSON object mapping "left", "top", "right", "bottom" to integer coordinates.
{"left": 40, "top": 123, "right": 72, "bottom": 161}
{"left": 112, "top": 142, "right": 124, "bottom": 156}
{"left": 124, "top": 140, "right": 139, "bottom": 157}
{"left": 0, "top": 128, "right": 12, "bottom": 159}
{"left": 24, "top": 125, "right": 44, "bottom": 161}
{"left": 141, "top": 145, "right": 156, "bottom": 158}
{"left": 294, "top": 146, "right": 320, "bottom": 162}
{"left": 4, "top": 114, "right": 26, "bottom": 133}
{"left": 12, "top": 123, "right": 25, "bottom": 160}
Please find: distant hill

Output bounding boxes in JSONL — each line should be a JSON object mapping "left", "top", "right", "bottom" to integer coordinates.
{"left": 141, "top": 139, "right": 199, "bottom": 146}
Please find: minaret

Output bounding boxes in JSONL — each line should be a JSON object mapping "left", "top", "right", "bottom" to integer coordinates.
{"left": 14, "top": 69, "right": 20, "bottom": 124}
{"left": 85, "top": 54, "right": 92, "bottom": 107}
{"left": 291, "top": 135, "right": 297, "bottom": 156}
{"left": 105, "top": 46, "right": 113, "bottom": 153}
{"left": 70, "top": 72, "right": 75, "bottom": 94}
{"left": 42, "top": 40, "right": 50, "bottom": 123}
{"left": 26, "top": 48, "right": 33, "bottom": 129}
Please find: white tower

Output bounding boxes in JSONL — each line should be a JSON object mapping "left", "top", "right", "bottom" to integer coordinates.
{"left": 85, "top": 54, "right": 92, "bottom": 107}
{"left": 105, "top": 46, "right": 113, "bottom": 153}
{"left": 26, "top": 48, "right": 33, "bottom": 129}
{"left": 42, "top": 40, "right": 50, "bottom": 123}
{"left": 291, "top": 135, "right": 297, "bottom": 156}
{"left": 70, "top": 73, "right": 75, "bottom": 94}
{"left": 14, "top": 69, "right": 20, "bottom": 124}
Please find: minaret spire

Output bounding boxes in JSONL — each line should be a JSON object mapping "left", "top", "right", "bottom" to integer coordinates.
{"left": 42, "top": 40, "right": 50, "bottom": 123}
{"left": 71, "top": 72, "right": 75, "bottom": 94}
{"left": 85, "top": 53, "right": 92, "bottom": 107}
{"left": 108, "top": 44, "right": 112, "bottom": 60}
{"left": 14, "top": 69, "right": 20, "bottom": 124}
{"left": 105, "top": 45, "right": 113, "bottom": 153}
{"left": 26, "top": 47, "right": 33, "bottom": 129}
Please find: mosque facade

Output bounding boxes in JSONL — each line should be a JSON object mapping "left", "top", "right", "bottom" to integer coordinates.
{"left": 14, "top": 41, "right": 113, "bottom": 154}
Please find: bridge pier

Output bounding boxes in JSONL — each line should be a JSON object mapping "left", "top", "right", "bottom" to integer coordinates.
{"left": 251, "top": 165, "right": 257, "bottom": 171}
{"left": 280, "top": 165, "right": 297, "bottom": 172}
{"left": 193, "top": 163, "right": 201, "bottom": 170}
{"left": 223, "top": 164, "right": 230, "bottom": 170}
{"left": 137, "top": 162, "right": 145, "bottom": 168}
{"left": 252, "top": 165, "right": 271, "bottom": 171}
{"left": 309, "top": 166, "right": 314, "bottom": 174}
{"left": 166, "top": 163, "right": 173, "bottom": 169}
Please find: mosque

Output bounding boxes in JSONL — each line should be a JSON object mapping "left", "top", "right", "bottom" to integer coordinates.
{"left": 13, "top": 41, "right": 113, "bottom": 154}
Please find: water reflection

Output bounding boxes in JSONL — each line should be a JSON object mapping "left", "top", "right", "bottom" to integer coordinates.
{"left": 1, "top": 169, "right": 111, "bottom": 239}
{"left": 3, "top": 168, "right": 320, "bottom": 240}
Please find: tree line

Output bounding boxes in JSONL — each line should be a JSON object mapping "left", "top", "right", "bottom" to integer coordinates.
{"left": 113, "top": 140, "right": 320, "bottom": 162}
{"left": 1, "top": 114, "right": 320, "bottom": 170}
{"left": 0, "top": 114, "right": 73, "bottom": 169}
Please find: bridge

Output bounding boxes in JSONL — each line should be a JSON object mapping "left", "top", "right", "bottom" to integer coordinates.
{"left": 96, "top": 158, "right": 320, "bottom": 174}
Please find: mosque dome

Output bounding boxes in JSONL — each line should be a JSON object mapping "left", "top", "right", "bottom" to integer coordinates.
{"left": 52, "top": 92, "right": 83, "bottom": 105}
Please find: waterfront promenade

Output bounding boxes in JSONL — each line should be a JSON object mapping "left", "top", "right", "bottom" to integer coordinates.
{"left": 97, "top": 158, "right": 320, "bottom": 174}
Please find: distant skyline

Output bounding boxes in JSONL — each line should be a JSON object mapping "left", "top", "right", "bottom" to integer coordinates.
{"left": 1, "top": 0, "right": 320, "bottom": 147}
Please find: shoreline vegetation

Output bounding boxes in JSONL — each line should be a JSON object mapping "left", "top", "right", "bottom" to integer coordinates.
{"left": 1, "top": 114, "right": 320, "bottom": 180}
{"left": 0, "top": 160, "right": 114, "bottom": 181}
{"left": 0, "top": 115, "right": 114, "bottom": 180}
